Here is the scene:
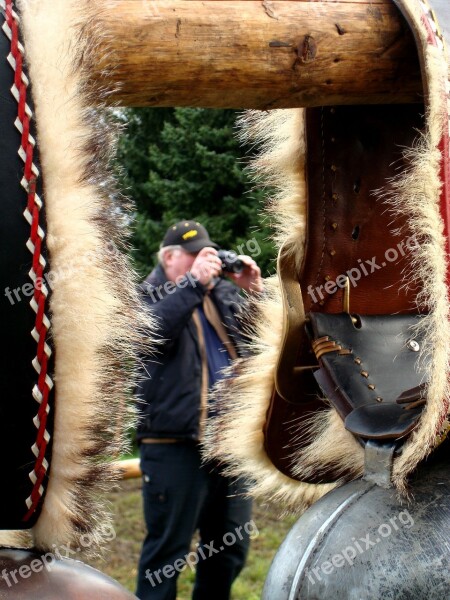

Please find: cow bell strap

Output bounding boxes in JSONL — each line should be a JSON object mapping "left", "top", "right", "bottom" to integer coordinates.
{"left": 0, "top": 0, "right": 54, "bottom": 528}
{"left": 263, "top": 0, "right": 450, "bottom": 485}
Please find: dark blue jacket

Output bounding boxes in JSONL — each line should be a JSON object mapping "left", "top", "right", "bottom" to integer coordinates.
{"left": 136, "top": 265, "right": 244, "bottom": 441}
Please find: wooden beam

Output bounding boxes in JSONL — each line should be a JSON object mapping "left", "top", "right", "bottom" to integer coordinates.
{"left": 97, "top": 0, "right": 422, "bottom": 109}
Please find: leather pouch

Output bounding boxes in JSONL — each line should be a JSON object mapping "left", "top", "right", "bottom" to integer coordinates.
{"left": 307, "top": 313, "right": 428, "bottom": 441}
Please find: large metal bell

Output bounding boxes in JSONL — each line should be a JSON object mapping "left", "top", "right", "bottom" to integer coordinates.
{"left": 0, "top": 549, "right": 137, "bottom": 599}
{"left": 263, "top": 443, "right": 450, "bottom": 599}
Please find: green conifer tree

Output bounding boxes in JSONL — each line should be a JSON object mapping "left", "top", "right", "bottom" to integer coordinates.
{"left": 117, "top": 107, "right": 276, "bottom": 277}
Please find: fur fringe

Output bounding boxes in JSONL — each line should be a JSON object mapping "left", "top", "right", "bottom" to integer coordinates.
{"left": 383, "top": 2, "right": 450, "bottom": 491}
{"left": 237, "top": 109, "right": 307, "bottom": 272}
{"left": 205, "top": 0, "right": 450, "bottom": 510}
{"left": 204, "top": 109, "right": 363, "bottom": 512}
{"left": 204, "top": 277, "right": 339, "bottom": 513}
{"left": 17, "top": 0, "right": 155, "bottom": 552}
{"left": 0, "top": 531, "right": 32, "bottom": 550}
{"left": 205, "top": 111, "right": 365, "bottom": 512}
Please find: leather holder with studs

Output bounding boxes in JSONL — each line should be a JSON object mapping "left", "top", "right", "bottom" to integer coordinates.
{"left": 307, "top": 313, "right": 428, "bottom": 442}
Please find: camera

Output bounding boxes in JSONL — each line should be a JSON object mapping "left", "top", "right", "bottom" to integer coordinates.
{"left": 217, "top": 250, "right": 244, "bottom": 274}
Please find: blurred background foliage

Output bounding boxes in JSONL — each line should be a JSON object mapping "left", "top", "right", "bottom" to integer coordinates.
{"left": 116, "top": 107, "right": 277, "bottom": 278}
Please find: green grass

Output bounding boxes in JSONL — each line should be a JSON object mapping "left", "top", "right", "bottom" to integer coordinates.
{"left": 85, "top": 478, "right": 297, "bottom": 599}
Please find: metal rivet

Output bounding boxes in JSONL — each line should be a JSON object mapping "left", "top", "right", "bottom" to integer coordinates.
{"left": 329, "top": 249, "right": 336, "bottom": 256}
{"left": 332, "top": 193, "right": 339, "bottom": 201}
{"left": 407, "top": 339, "right": 420, "bottom": 352}
{"left": 331, "top": 222, "right": 338, "bottom": 230}
{"left": 325, "top": 275, "right": 331, "bottom": 281}
{"left": 354, "top": 358, "right": 361, "bottom": 365}
{"left": 376, "top": 397, "right": 383, "bottom": 402}
{"left": 360, "top": 370, "right": 369, "bottom": 378}
{"left": 331, "top": 164, "right": 337, "bottom": 172}
{"left": 368, "top": 384, "right": 376, "bottom": 390}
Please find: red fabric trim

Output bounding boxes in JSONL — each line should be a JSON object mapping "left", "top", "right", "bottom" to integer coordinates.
{"left": 438, "top": 130, "right": 450, "bottom": 429}
{"left": 419, "top": 1, "right": 450, "bottom": 431}
{"left": 5, "top": 0, "right": 52, "bottom": 522}
{"left": 438, "top": 126, "right": 450, "bottom": 288}
{"left": 421, "top": 12, "right": 438, "bottom": 47}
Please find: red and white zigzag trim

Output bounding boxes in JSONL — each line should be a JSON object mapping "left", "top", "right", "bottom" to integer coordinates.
{"left": 418, "top": 0, "right": 450, "bottom": 153}
{"left": 1, "top": 0, "right": 53, "bottom": 521}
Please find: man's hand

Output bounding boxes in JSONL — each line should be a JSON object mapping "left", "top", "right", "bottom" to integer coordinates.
{"left": 226, "top": 256, "right": 263, "bottom": 293}
{"left": 190, "top": 247, "right": 222, "bottom": 287}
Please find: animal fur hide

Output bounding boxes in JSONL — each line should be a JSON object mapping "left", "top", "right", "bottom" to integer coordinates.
{"left": 0, "top": 0, "right": 154, "bottom": 552}
{"left": 204, "top": 0, "right": 450, "bottom": 513}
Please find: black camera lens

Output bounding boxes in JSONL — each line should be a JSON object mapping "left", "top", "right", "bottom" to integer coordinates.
{"left": 217, "top": 250, "right": 244, "bottom": 274}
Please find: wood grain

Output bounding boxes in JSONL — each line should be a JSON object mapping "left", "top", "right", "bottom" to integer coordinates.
{"left": 96, "top": 0, "right": 422, "bottom": 108}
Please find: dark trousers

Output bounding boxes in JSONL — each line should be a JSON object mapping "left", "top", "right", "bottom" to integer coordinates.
{"left": 136, "top": 442, "right": 253, "bottom": 600}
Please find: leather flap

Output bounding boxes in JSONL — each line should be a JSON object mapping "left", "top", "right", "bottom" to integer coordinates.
{"left": 345, "top": 403, "right": 423, "bottom": 440}
{"left": 308, "top": 313, "right": 428, "bottom": 441}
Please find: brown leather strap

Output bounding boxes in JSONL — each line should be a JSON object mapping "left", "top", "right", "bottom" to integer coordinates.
{"left": 192, "top": 294, "right": 238, "bottom": 438}
{"left": 192, "top": 308, "right": 208, "bottom": 438}
{"left": 203, "top": 294, "right": 238, "bottom": 360}
{"left": 302, "top": 104, "right": 423, "bottom": 317}
{"left": 274, "top": 242, "right": 313, "bottom": 402}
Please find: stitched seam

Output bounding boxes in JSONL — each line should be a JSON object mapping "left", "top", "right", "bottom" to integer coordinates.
{"left": 311, "top": 107, "right": 328, "bottom": 307}
{"left": 1, "top": 0, "right": 54, "bottom": 522}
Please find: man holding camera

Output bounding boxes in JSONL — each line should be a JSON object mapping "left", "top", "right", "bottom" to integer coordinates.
{"left": 136, "top": 220, "right": 262, "bottom": 600}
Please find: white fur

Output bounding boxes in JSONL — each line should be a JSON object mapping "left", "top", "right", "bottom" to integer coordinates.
{"left": 17, "top": 0, "right": 155, "bottom": 550}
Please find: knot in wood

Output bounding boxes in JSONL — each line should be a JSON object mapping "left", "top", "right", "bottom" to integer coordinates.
{"left": 300, "top": 35, "right": 317, "bottom": 63}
